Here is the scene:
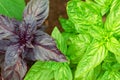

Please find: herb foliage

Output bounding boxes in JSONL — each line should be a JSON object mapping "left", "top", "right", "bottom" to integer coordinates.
{"left": 0, "top": 0, "right": 66, "bottom": 80}
{"left": 24, "top": 0, "right": 120, "bottom": 80}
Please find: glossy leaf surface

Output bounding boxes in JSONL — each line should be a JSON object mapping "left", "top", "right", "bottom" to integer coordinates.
{"left": 2, "top": 44, "right": 27, "bottom": 80}
{"left": 105, "top": 0, "right": 120, "bottom": 36}
{"left": 24, "top": 61, "right": 72, "bottom": 80}
{"left": 23, "top": 0, "right": 49, "bottom": 28}
{"left": 75, "top": 40, "right": 107, "bottom": 79}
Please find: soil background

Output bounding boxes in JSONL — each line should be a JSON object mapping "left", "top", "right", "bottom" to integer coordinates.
{"left": 25, "top": 0, "right": 68, "bottom": 34}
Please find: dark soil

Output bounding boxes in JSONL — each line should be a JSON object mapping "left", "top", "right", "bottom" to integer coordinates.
{"left": 25, "top": 0, "right": 68, "bottom": 34}
{"left": 46, "top": 0, "right": 68, "bottom": 34}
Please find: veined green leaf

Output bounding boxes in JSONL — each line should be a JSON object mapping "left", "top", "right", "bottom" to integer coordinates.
{"left": 24, "top": 61, "right": 73, "bottom": 80}
{"left": 68, "top": 33, "right": 91, "bottom": 45}
{"left": 106, "top": 37, "right": 120, "bottom": 57}
{"left": 99, "top": 53, "right": 120, "bottom": 80}
{"left": 67, "top": 34, "right": 91, "bottom": 64}
{"left": 75, "top": 65, "right": 102, "bottom": 80}
{"left": 59, "top": 18, "right": 76, "bottom": 33}
{"left": 97, "top": 71, "right": 110, "bottom": 80}
{"left": 84, "top": 65, "right": 102, "bottom": 80}
{"left": 93, "top": 64, "right": 102, "bottom": 80}
{"left": 115, "top": 55, "right": 120, "bottom": 63}
{"left": 52, "top": 27, "right": 67, "bottom": 55}
{"left": 102, "top": 62, "right": 113, "bottom": 71}
{"left": 106, "top": 37, "right": 120, "bottom": 63}
{"left": 101, "top": 52, "right": 120, "bottom": 71}
{"left": 84, "top": 69, "right": 95, "bottom": 80}
{"left": 75, "top": 40, "right": 108, "bottom": 79}
{"left": 103, "top": 52, "right": 116, "bottom": 63}
{"left": 97, "top": 71, "right": 120, "bottom": 80}
{"left": 67, "top": 0, "right": 103, "bottom": 34}
{"left": 0, "top": 0, "right": 25, "bottom": 20}
{"left": 24, "top": 61, "right": 54, "bottom": 80}
{"left": 112, "top": 63, "right": 120, "bottom": 71}
{"left": 67, "top": 0, "right": 104, "bottom": 40}
{"left": 86, "top": 0, "right": 113, "bottom": 15}
{"left": 94, "top": 0, "right": 113, "bottom": 15}
{"left": 54, "top": 63, "right": 73, "bottom": 80}
{"left": 62, "top": 32, "right": 72, "bottom": 43}
{"left": 104, "top": 0, "right": 120, "bottom": 36}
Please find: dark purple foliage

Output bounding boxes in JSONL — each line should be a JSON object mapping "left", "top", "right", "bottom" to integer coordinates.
{"left": 0, "top": 0, "right": 66, "bottom": 80}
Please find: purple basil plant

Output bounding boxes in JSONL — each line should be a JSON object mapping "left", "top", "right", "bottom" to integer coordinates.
{"left": 0, "top": 0, "right": 66, "bottom": 80}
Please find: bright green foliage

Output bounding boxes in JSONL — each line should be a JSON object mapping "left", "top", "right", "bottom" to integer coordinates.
{"left": 25, "top": 27, "right": 73, "bottom": 80}
{"left": 26, "top": 0, "right": 120, "bottom": 80}
{"left": 94, "top": 0, "right": 113, "bottom": 15}
{"left": 86, "top": 0, "right": 113, "bottom": 15}
{"left": 0, "top": 0, "right": 25, "bottom": 20}
{"left": 106, "top": 37, "right": 120, "bottom": 56}
{"left": 51, "top": 0, "right": 120, "bottom": 80}
{"left": 24, "top": 61, "right": 72, "bottom": 80}
{"left": 52, "top": 27, "right": 67, "bottom": 54}
{"left": 67, "top": 33, "right": 91, "bottom": 64}
{"left": 105, "top": 0, "right": 120, "bottom": 37}
{"left": 97, "top": 52, "right": 120, "bottom": 80}
{"left": 67, "top": 0, "right": 105, "bottom": 40}
{"left": 59, "top": 18, "right": 76, "bottom": 33}
{"left": 75, "top": 40, "right": 108, "bottom": 79}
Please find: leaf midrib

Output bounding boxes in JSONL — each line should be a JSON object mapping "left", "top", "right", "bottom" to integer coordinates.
{"left": 0, "top": 1, "right": 11, "bottom": 16}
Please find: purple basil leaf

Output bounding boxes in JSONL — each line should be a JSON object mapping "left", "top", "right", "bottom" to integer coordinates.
{"left": 24, "top": 47, "right": 35, "bottom": 61}
{"left": 4, "top": 44, "right": 20, "bottom": 68}
{"left": 38, "top": 25, "right": 48, "bottom": 31}
{"left": 1, "top": 58, "right": 27, "bottom": 80}
{"left": 1, "top": 44, "right": 27, "bottom": 80}
{"left": 23, "top": 0, "right": 49, "bottom": 32}
{"left": 33, "top": 45, "right": 66, "bottom": 62}
{"left": 0, "top": 15, "right": 18, "bottom": 40}
{"left": 0, "top": 39, "right": 11, "bottom": 53}
{"left": 0, "top": 54, "right": 5, "bottom": 68}
{"left": 11, "top": 19, "right": 20, "bottom": 35}
{"left": 27, "top": 30, "right": 67, "bottom": 62}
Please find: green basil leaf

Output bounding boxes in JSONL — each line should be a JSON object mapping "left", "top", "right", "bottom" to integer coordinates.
{"left": 102, "top": 62, "right": 113, "bottom": 71}
{"left": 115, "top": 55, "right": 120, "bottom": 63}
{"left": 94, "top": 64, "right": 102, "bottom": 80}
{"left": 59, "top": 18, "right": 76, "bottom": 33}
{"left": 0, "top": 0, "right": 25, "bottom": 20}
{"left": 103, "top": 52, "right": 116, "bottom": 63}
{"left": 24, "top": 61, "right": 54, "bottom": 80}
{"left": 94, "top": 0, "right": 113, "bottom": 15}
{"left": 101, "top": 52, "right": 120, "bottom": 71}
{"left": 86, "top": 0, "right": 113, "bottom": 15}
{"left": 67, "top": 34, "right": 91, "bottom": 64}
{"left": 98, "top": 71, "right": 120, "bottom": 80}
{"left": 112, "top": 63, "right": 120, "bottom": 71}
{"left": 68, "top": 34, "right": 91, "bottom": 45}
{"left": 54, "top": 63, "right": 73, "bottom": 80}
{"left": 104, "top": 0, "right": 120, "bottom": 36}
{"left": 96, "top": 71, "right": 105, "bottom": 80}
{"left": 67, "top": 0, "right": 103, "bottom": 34}
{"left": 85, "top": 65, "right": 102, "bottom": 80}
{"left": 75, "top": 40, "right": 108, "bottom": 79}
{"left": 106, "top": 37, "right": 120, "bottom": 57}
{"left": 97, "top": 71, "right": 110, "bottom": 80}
{"left": 67, "top": 0, "right": 104, "bottom": 40}
{"left": 62, "top": 32, "right": 72, "bottom": 43}
{"left": 99, "top": 54, "right": 120, "bottom": 80}
{"left": 24, "top": 61, "right": 73, "bottom": 80}
{"left": 84, "top": 69, "right": 95, "bottom": 80}
{"left": 52, "top": 27, "right": 67, "bottom": 55}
